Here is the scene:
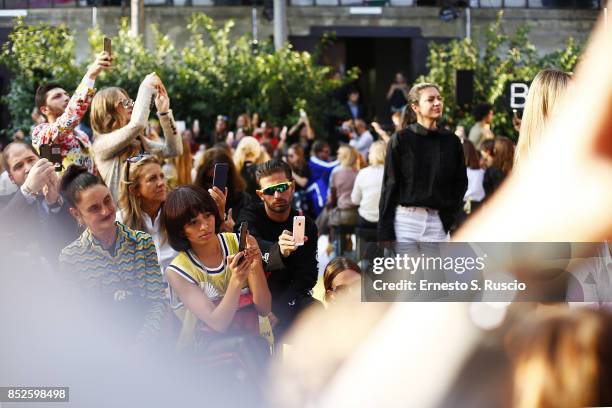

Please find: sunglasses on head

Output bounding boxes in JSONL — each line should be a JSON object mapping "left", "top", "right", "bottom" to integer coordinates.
{"left": 259, "top": 181, "right": 292, "bottom": 196}
{"left": 125, "top": 154, "right": 154, "bottom": 183}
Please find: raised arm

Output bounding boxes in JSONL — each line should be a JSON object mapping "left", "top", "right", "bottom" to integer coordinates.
{"left": 141, "top": 81, "right": 183, "bottom": 158}
{"left": 32, "top": 52, "right": 111, "bottom": 148}
{"left": 92, "top": 75, "right": 158, "bottom": 160}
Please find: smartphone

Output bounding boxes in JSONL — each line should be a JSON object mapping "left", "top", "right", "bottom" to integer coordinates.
{"left": 238, "top": 221, "right": 248, "bottom": 252}
{"left": 213, "top": 163, "right": 229, "bottom": 191}
{"left": 293, "top": 216, "right": 305, "bottom": 246}
{"left": 39, "top": 144, "right": 62, "bottom": 172}
{"left": 103, "top": 37, "right": 112, "bottom": 56}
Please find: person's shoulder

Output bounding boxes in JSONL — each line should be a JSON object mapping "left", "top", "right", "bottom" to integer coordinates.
{"left": 438, "top": 129, "right": 462, "bottom": 146}
{"left": 169, "top": 251, "right": 191, "bottom": 268}
{"left": 240, "top": 200, "right": 265, "bottom": 220}
{"left": 119, "top": 222, "right": 154, "bottom": 246}
{"left": 219, "top": 231, "right": 239, "bottom": 253}
{"left": 60, "top": 232, "right": 88, "bottom": 260}
{"left": 468, "top": 122, "right": 482, "bottom": 134}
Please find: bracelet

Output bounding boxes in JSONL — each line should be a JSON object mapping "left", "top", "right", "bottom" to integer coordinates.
{"left": 158, "top": 111, "right": 169, "bottom": 116}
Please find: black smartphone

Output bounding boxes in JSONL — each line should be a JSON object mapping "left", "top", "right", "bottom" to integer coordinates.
{"left": 213, "top": 163, "right": 229, "bottom": 191}
{"left": 238, "top": 221, "right": 248, "bottom": 252}
{"left": 39, "top": 144, "right": 62, "bottom": 172}
{"left": 103, "top": 37, "right": 112, "bottom": 56}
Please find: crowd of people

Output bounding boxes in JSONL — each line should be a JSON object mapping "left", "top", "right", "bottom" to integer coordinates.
{"left": 0, "top": 47, "right": 611, "bottom": 407}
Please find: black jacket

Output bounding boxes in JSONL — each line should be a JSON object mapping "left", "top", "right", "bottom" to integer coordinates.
{"left": 378, "top": 123, "right": 467, "bottom": 240}
{"left": 0, "top": 189, "right": 80, "bottom": 265}
{"left": 235, "top": 202, "right": 318, "bottom": 310}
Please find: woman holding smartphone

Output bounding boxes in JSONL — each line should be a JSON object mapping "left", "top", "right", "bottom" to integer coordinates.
{"left": 379, "top": 83, "right": 467, "bottom": 242}
{"left": 161, "top": 185, "right": 272, "bottom": 351}
{"left": 90, "top": 73, "right": 183, "bottom": 202}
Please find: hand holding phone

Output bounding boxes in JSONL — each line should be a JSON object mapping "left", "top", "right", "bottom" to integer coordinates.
{"left": 39, "top": 144, "right": 62, "bottom": 172}
{"left": 103, "top": 37, "right": 112, "bottom": 56}
{"left": 213, "top": 163, "right": 229, "bottom": 191}
{"left": 293, "top": 216, "right": 305, "bottom": 246}
{"left": 238, "top": 221, "right": 249, "bottom": 252}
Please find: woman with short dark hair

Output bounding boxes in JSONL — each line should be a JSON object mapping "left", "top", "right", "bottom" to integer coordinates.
{"left": 161, "top": 185, "right": 272, "bottom": 350}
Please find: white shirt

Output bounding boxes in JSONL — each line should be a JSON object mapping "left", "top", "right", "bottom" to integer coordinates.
{"left": 349, "top": 130, "right": 374, "bottom": 161}
{"left": 0, "top": 171, "right": 17, "bottom": 197}
{"left": 567, "top": 242, "right": 612, "bottom": 308}
{"left": 116, "top": 209, "right": 178, "bottom": 279}
{"left": 351, "top": 165, "right": 384, "bottom": 223}
{"left": 464, "top": 168, "right": 485, "bottom": 202}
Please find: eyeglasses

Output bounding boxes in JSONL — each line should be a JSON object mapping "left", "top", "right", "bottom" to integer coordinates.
{"left": 125, "top": 154, "right": 153, "bottom": 183}
{"left": 121, "top": 98, "right": 135, "bottom": 109}
{"left": 259, "top": 181, "right": 292, "bottom": 196}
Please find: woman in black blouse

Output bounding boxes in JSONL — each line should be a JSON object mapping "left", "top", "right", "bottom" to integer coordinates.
{"left": 378, "top": 83, "right": 467, "bottom": 242}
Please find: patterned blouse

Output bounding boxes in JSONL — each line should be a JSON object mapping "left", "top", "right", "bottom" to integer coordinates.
{"left": 32, "top": 78, "right": 96, "bottom": 174}
{"left": 60, "top": 222, "right": 167, "bottom": 343}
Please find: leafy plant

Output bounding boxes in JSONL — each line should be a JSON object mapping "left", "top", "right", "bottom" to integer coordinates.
{"left": 418, "top": 11, "right": 582, "bottom": 140}
{"left": 0, "top": 17, "right": 80, "bottom": 140}
{"left": 1, "top": 13, "right": 358, "bottom": 141}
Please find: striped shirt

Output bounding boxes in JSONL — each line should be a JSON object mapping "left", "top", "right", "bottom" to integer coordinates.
{"left": 60, "top": 222, "right": 167, "bottom": 342}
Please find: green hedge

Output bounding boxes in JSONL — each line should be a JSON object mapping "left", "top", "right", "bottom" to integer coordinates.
{"left": 1, "top": 14, "right": 358, "bottom": 140}
{"left": 417, "top": 11, "right": 582, "bottom": 140}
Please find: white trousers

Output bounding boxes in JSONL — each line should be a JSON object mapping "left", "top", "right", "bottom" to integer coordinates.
{"left": 394, "top": 206, "right": 449, "bottom": 242}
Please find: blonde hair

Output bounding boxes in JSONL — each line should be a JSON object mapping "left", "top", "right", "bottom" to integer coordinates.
{"left": 171, "top": 138, "right": 192, "bottom": 187}
{"left": 118, "top": 156, "right": 166, "bottom": 232}
{"left": 90, "top": 87, "right": 129, "bottom": 134}
{"left": 510, "top": 308, "right": 612, "bottom": 408}
{"left": 368, "top": 140, "right": 387, "bottom": 166}
{"left": 233, "top": 136, "right": 270, "bottom": 172}
{"left": 515, "top": 69, "right": 571, "bottom": 167}
{"left": 337, "top": 145, "right": 359, "bottom": 170}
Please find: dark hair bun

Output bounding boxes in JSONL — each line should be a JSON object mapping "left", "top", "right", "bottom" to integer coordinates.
{"left": 60, "top": 165, "right": 89, "bottom": 193}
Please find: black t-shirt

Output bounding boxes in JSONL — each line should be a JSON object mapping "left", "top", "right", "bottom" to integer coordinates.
{"left": 235, "top": 202, "right": 318, "bottom": 309}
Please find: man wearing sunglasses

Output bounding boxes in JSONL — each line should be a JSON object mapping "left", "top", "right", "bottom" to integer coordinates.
{"left": 235, "top": 159, "right": 320, "bottom": 339}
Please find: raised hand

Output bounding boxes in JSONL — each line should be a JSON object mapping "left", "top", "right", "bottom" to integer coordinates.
{"left": 154, "top": 81, "right": 170, "bottom": 113}
{"left": 86, "top": 51, "right": 112, "bottom": 80}
{"left": 208, "top": 186, "right": 227, "bottom": 219}
{"left": 23, "top": 159, "right": 55, "bottom": 195}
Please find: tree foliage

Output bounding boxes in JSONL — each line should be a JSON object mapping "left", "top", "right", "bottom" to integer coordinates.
{"left": 417, "top": 11, "right": 582, "bottom": 139}
{"left": 1, "top": 14, "right": 358, "bottom": 140}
